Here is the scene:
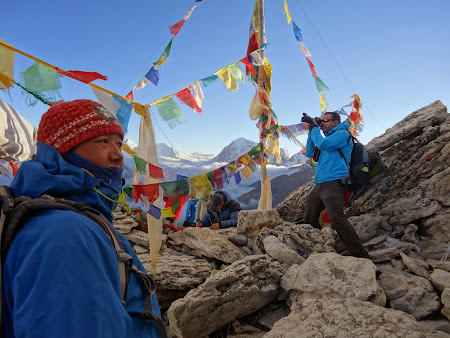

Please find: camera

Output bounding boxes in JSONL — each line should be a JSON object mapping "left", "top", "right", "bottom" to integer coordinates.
{"left": 301, "top": 113, "right": 322, "bottom": 125}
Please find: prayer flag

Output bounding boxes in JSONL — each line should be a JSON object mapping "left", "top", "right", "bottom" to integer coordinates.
{"left": 133, "top": 77, "right": 149, "bottom": 90}
{"left": 299, "top": 42, "right": 311, "bottom": 58}
{"left": 241, "top": 166, "right": 252, "bottom": 179}
{"left": 239, "top": 153, "right": 253, "bottom": 167}
{"left": 91, "top": 87, "right": 133, "bottom": 133}
{"left": 133, "top": 183, "right": 160, "bottom": 204}
{"left": 160, "top": 180, "right": 190, "bottom": 201}
{"left": 176, "top": 87, "right": 202, "bottom": 113}
{"left": 217, "top": 67, "right": 238, "bottom": 92}
{"left": 133, "top": 155, "right": 148, "bottom": 174}
{"left": 155, "top": 96, "right": 185, "bottom": 128}
{"left": 126, "top": 90, "right": 134, "bottom": 103}
{"left": 0, "top": 41, "right": 15, "bottom": 90}
{"left": 145, "top": 67, "right": 160, "bottom": 86}
{"left": 249, "top": 50, "right": 265, "bottom": 66}
{"left": 169, "top": 19, "right": 186, "bottom": 36}
{"left": 154, "top": 38, "right": 174, "bottom": 67}
{"left": 283, "top": 0, "right": 292, "bottom": 24}
{"left": 184, "top": 3, "right": 198, "bottom": 20}
{"left": 201, "top": 74, "right": 219, "bottom": 87}
{"left": 229, "top": 62, "right": 245, "bottom": 83}
{"left": 55, "top": 68, "right": 107, "bottom": 83}
{"left": 147, "top": 204, "right": 162, "bottom": 219}
{"left": 161, "top": 207, "right": 175, "bottom": 219}
{"left": 319, "top": 93, "right": 329, "bottom": 113}
{"left": 21, "top": 62, "right": 61, "bottom": 93}
{"left": 191, "top": 82, "right": 204, "bottom": 109}
{"left": 292, "top": 21, "right": 303, "bottom": 42}
{"left": 123, "top": 186, "right": 133, "bottom": 199}
{"left": 306, "top": 57, "right": 317, "bottom": 76}
{"left": 234, "top": 172, "right": 241, "bottom": 185}
{"left": 313, "top": 75, "right": 329, "bottom": 92}
{"left": 9, "top": 162, "right": 19, "bottom": 176}
{"left": 240, "top": 56, "right": 257, "bottom": 77}
{"left": 121, "top": 144, "right": 138, "bottom": 156}
{"left": 148, "top": 163, "right": 164, "bottom": 179}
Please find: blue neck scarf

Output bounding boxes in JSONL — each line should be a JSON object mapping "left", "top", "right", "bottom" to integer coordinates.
{"left": 63, "top": 151, "right": 123, "bottom": 185}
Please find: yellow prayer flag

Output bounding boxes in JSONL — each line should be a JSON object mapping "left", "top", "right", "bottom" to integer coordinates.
{"left": 0, "top": 41, "right": 15, "bottom": 90}
{"left": 240, "top": 166, "right": 252, "bottom": 179}
{"left": 227, "top": 164, "right": 238, "bottom": 172}
{"left": 121, "top": 144, "right": 138, "bottom": 156}
{"left": 162, "top": 207, "right": 175, "bottom": 219}
{"left": 217, "top": 67, "right": 238, "bottom": 92}
{"left": 319, "top": 93, "right": 329, "bottom": 113}
{"left": 283, "top": 0, "right": 292, "bottom": 24}
{"left": 190, "top": 173, "right": 213, "bottom": 198}
{"left": 240, "top": 153, "right": 252, "bottom": 167}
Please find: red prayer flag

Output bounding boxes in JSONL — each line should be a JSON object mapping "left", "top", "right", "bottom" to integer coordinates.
{"left": 148, "top": 163, "right": 165, "bottom": 180}
{"left": 305, "top": 57, "right": 317, "bottom": 76}
{"left": 169, "top": 19, "right": 186, "bottom": 35}
{"left": 133, "top": 184, "right": 160, "bottom": 204}
{"left": 9, "top": 162, "right": 19, "bottom": 176}
{"left": 240, "top": 56, "right": 257, "bottom": 77}
{"left": 175, "top": 88, "right": 202, "bottom": 113}
{"left": 55, "top": 68, "right": 107, "bottom": 83}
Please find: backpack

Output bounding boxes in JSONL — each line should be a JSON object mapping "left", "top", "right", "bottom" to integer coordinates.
{"left": 0, "top": 185, "right": 167, "bottom": 338}
{"left": 338, "top": 133, "right": 386, "bottom": 199}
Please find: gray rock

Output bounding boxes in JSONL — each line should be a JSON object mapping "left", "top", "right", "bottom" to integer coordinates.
{"left": 281, "top": 252, "right": 386, "bottom": 309}
{"left": 431, "top": 269, "right": 450, "bottom": 292}
{"left": 420, "top": 317, "right": 450, "bottom": 335}
{"left": 257, "top": 303, "right": 290, "bottom": 329}
{"left": 369, "top": 241, "right": 419, "bottom": 262}
{"left": 379, "top": 270, "right": 441, "bottom": 320}
{"left": 442, "top": 288, "right": 450, "bottom": 320}
{"left": 400, "top": 252, "right": 432, "bottom": 279}
{"left": 168, "top": 227, "right": 246, "bottom": 264}
{"left": 237, "top": 209, "right": 283, "bottom": 237}
{"left": 125, "top": 229, "right": 149, "bottom": 248}
{"left": 264, "top": 298, "right": 449, "bottom": 338}
{"left": 167, "top": 255, "right": 286, "bottom": 338}
{"left": 402, "top": 223, "right": 419, "bottom": 243}
{"left": 348, "top": 214, "right": 392, "bottom": 243}
{"left": 228, "top": 233, "right": 248, "bottom": 246}
{"left": 262, "top": 235, "right": 305, "bottom": 266}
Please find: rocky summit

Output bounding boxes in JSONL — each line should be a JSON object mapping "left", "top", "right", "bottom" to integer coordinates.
{"left": 114, "top": 100, "right": 450, "bottom": 337}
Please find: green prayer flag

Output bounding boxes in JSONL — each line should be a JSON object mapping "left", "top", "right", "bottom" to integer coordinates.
{"left": 156, "top": 96, "right": 185, "bottom": 128}
{"left": 133, "top": 155, "right": 148, "bottom": 174}
{"left": 229, "top": 62, "right": 245, "bottom": 83}
{"left": 21, "top": 62, "right": 61, "bottom": 92}
{"left": 313, "top": 75, "right": 329, "bottom": 92}
{"left": 155, "top": 38, "right": 174, "bottom": 66}
{"left": 123, "top": 186, "right": 133, "bottom": 199}
{"left": 160, "top": 180, "right": 190, "bottom": 200}
{"left": 250, "top": 144, "right": 261, "bottom": 156}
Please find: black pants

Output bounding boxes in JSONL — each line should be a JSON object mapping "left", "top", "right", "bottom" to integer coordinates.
{"left": 304, "top": 180, "right": 368, "bottom": 258}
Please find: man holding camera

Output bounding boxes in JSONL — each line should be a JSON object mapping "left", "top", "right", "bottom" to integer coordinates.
{"left": 302, "top": 111, "right": 369, "bottom": 258}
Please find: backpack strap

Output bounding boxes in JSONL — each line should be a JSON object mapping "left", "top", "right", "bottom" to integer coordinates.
{"left": 337, "top": 133, "right": 352, "bottom": 169}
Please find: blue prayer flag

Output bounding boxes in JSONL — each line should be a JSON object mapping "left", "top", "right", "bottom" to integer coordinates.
{"left": 113, "top": 96, "right": 133, "bottom": 134}
{"left": 145, "top": 67, "right": 160, "bottom": 86}
{"left": 293, "top": 21, "right": 303, "bottom": 42}
{"left": 201, "top": 74, "right": 219, "bottom": 87}
{"left": 234, "top": 172, "right": 241, "bottom": 185}
{"left": 147, "top": 204, "right": 162, "bottom": 219}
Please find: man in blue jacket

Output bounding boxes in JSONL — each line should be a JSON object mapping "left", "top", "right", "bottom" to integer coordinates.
{"left": 2, "top": 100, "right": 163, "bottom": 337}
{"left": 304, "top": 111, "right": 369, "bottom": 258}
{"left": 196, "top": 191, "right": 241, "bottom": 230}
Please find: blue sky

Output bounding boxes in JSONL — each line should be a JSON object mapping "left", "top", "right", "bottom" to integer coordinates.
{"left": 1, "top": 0, "right": 449, "bottom": 157}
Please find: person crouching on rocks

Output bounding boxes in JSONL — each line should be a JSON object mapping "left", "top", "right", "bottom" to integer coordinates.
{"left": 196, "top": 191, "right": 241, "bottom": 230}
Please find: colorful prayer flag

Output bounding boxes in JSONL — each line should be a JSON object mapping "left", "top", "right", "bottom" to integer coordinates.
{"left": 217, "top": 67, "right": 238, "bottom": 92}
{"left": 229, "top": 62, "right": 245, "bottom": 83}
{"left": 169, "top": 19, "right": 186, "bottom": 35}
{"left": 283, "top": 0, "right": 292, "bottom": 24}
{"left": 319, "top": 93, "right": 329, "bottom": 113}
{"left": 191, "top": 82, "right": 204, "bottom": 110}
{"left": 313, "top": 75, "right": 329, "bottom": 92}
{"left": 0, "top": 41, "right": 15, "bottom": 90}
{"left": 133, "top": 77, "right": 149, "bottom": 90}
{"left": 201, "top": 74, "right": 219, "bottom": 87}
{"left": 145, "top": 67, "right": 160, "bottom": 86}
{"left": 234, "top": 172, "right": 241, "bottom": 185}
{"left": 121, "top": 144, "right": 138, "bottom": 156}
{"left": 55, "top": 68, "right": 107, "bottom": 83}
{"left": 292, "top": 21, "right": 303, "bottom": 42}
{"left": 91, "top": 87, "right": 133, "bottom": 133}
{"left": 176, "top": 87, "right": 202, "bottom": 113}
{"left": 133, "top": 183, "right": 160, "bottom": 204}
{"left": 155, "top": 96, "right": 185, "bottom": 128}
{"left": 306, "top": 57, "right": 317, "bottom": 76}
{"left": 154, "top": 38, "right": 174, "bottom": 67}
{"left": 148, "top": 163, "right": 164, "bottom": 179}
{"left": 298, "top": 42, "right": 311, "bottom": 58}
{"left": 133, "top": 155, "right": 148, "bottom": 174}
{"left": 147, "top": 204, "right": 162, "bottom": 219}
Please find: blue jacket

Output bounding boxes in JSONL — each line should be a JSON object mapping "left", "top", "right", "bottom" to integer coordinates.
{"left": 199, "top": 191, "right": 241, "bottom": 228}
{"left": 3, "top": 143, "right": 161, "bottom": 338}
{"left": 305, "top": 123, "right": 353, "bottom": 184}
{"left": 185, "top": 199, "right": 199, "bottom": 223}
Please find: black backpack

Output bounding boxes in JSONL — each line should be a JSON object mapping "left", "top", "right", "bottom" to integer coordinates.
{"left": 338, "top": 133, "right": 386, "bottom": 197}
{"left": 0, "top": 185, "right": 167, "bottom": 337}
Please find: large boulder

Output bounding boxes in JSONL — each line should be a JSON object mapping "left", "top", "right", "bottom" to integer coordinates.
{"left": 167, "top": 255, "right": 286, "bottom": 338}
{"left": 379, "top": 270, "right": 441, "bottom": 320}
{"left": 281, "top": 253, "right": 386, "bottom": 308}
{"left": 168, "top": 227, "right": 246, "bottom": 264}
{"left": 138, "top": 253, "right": 217, "bottom": 309}
{"left": 265, "top": 298, "right": 449, "bottom": 338}
{"left": 236, "top": 209, "right": 283, "bottom": 237}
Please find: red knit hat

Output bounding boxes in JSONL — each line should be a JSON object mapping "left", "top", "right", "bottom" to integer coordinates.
{"left": 37, "top": 99, "right": 124, "bottom": 155}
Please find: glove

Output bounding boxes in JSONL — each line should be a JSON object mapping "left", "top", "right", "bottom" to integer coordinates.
{"left": 308, "top": 122, "right": 318, "bottom": 131}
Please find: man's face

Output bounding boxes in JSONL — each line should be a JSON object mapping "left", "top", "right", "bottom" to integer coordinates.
{"left": 72, "top": 133, "right": 124, "bottom": 169}
{"left": 320, "top": 114, "right": 339, "bottom": 133}
{"left": 215, "top": 201, "right": 225, "bottom": 211}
